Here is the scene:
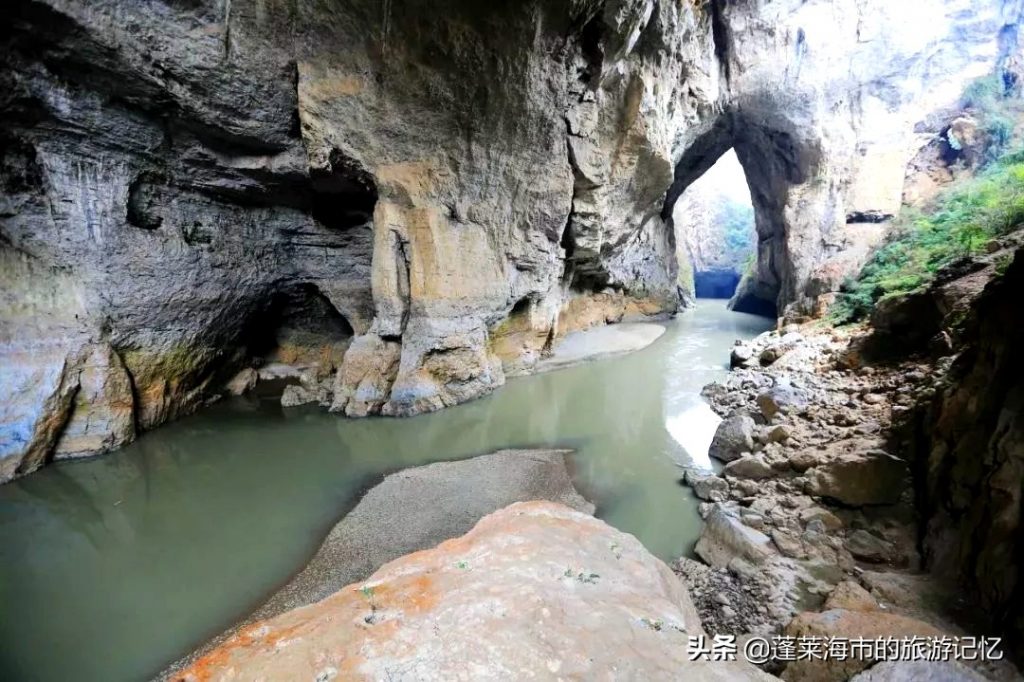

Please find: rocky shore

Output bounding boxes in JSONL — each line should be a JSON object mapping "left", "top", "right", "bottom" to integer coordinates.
{"left": 678, "top": 238, "right": 1024, "bottom": 680}
{"left": 160, "top": 238, "right": 1024, "bottom": 680}
{"left": 176, "top": 501, "right": 774, "bottom": 682}
{"left": 160, "top": 449, "right": 593, "bottom": 679}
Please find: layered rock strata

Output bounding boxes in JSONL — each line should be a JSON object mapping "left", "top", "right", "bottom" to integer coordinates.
{"left": 3, "top": 0, "right": 1021, "bottom": 479}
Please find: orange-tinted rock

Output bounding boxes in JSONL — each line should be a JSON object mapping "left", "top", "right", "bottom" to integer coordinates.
{"left": 177, "top": 501, "right": 776, "bottom": 682}
{"left": 823, "top": 581, "right": 880, "bottom": 612}
{"left": 782, "top": 608, "right": 945, "bottom": 682}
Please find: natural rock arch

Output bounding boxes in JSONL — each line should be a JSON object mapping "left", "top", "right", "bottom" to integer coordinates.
{"left": 1, "top": 0, "right": 1018, "bottom": 480}
{"left": 662, "top": 108, "right": 825, "bottom": 318}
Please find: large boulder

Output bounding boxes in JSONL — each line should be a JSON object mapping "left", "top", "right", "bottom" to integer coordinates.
{"left": 709, "top": 414, "right": 756, "bottom": 463}
{"left": 723, "top": 454, "right": 774, "bottom": 480}
{"left": 695, "top": 503, "right": 775, "bottom": 568}
{"left": 280, "top": 384, "right": 319, "bottom": 407}
{"left": 756, "top": 380, "right": 810, "bottom": 420}
{"left": 177, "top": 502, "right": 775, "bottom": 681}
{"left": 806, "top": 449, "right": 908, "bottom": 506}
{"left": 849, "top": 660, "right": 987, "bottom": 682}
{"left": 823, "top": 581, "right": 879, "bottom": 612}
{"left": 685, "top": 470, "right": 730, "bottom": 502}
{"left": 845, "top": 529, "right": 897, "bottom": 563}
{"left": 782, "top": 609, "right": 945, "bottom": 682}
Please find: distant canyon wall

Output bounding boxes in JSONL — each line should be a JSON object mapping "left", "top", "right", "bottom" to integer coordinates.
{"left": 1, "top": 0, "right": 1020, "bottom": 479}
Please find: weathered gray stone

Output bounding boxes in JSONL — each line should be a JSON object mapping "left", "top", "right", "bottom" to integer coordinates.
{"left": 280, "top": 385, "right": 317, "bottom": 408}
{"left": 254, "top": 449, "right": 594, "bottom": 619}
{"left": 771, "top": 529, "right": 806, "bottom": 559}
{"left": 823, "top": 581, "right": 879, "bottom": 612}
{"left": 798, "top": 506, "right": 843, "bottom": 532}
{"left": 685, "top": 470, "right": 730, "bottom": 502}
{"left": 178, "top": 501, "right": 776, "bottom": 681}
{"left": 724, "top": 454, "right": 775, "bottom": 480}
{"left": 53, "top": 344, "right": 135, "bottom": 460}
{"left": 224, "top": 368, "right": 258, "bottom": 397}
{"left": 757, "top": 380, "right": 810, "bottom": 420}
{"left": 807, "top": 450, "right": 908, "bottom": 506}
{"left": 0, "top": 348, "right": 80, "bottom": 480}
{"left": 331, "top": 334, "right": 402, "bottom": 417}
{"left": 731, "top": 344, "right": 756, "bottom": 368}
{"left": 845, "top": 529, "right": 896, "bottom": 563}
{"left": 768, "top": 424, "right": 792, "bottom": 443}
{"left": 848, "top": 660, "right": 987, "bottom": 682}
{"left": 695, "top": 503, "right": 775, "bottom": 568}
{"left": 710, "top": 414, "right": 757, "bottom": 463}
{"left": 784, "top": 609, "right": 946, "bottom": 682}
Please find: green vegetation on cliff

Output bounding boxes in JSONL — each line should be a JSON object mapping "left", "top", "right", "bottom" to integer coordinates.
{"left": 959, "top": 74, "right": 1017, "bottom": 162}
{"left": 721, "top": 201, "right": 756, "bottom": 256}
{"left": 831, "top": 151, "right": 1024, "bottom": 324}
{"left": 831, "top": 72, "right": 1024, "bottom": 324}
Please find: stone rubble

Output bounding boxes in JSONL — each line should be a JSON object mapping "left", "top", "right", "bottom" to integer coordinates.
{"left": 678, "top": 271, "right": 1024, "bottom": 680}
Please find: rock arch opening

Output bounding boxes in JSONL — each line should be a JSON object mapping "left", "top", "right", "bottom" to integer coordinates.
{"left": 672, "top": 148, "right": 756, "bottom": 302}
{"left": 663, "top": 111, "right": 819, "bottom": 319}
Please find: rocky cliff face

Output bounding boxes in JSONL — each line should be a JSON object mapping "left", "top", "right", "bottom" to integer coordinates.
{"left": 672, "top": 149, "right": 755, "bottom": 302}
{"left": 2, "top": 0, "right": 1021, "bottom": 479}
{"left": 900, "top": 244, "right": 1024, "bottom": 654}
{"left": 666, "top": 0, "right": 1024, "bottom": 317}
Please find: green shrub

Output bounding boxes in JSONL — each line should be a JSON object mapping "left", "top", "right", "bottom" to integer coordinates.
{"left": 742, "top": 251, "right": 756, "bottom": 276}
{"left": 957, "top": 73, "right": 1023, "bottom": 164}
{"left": 830, "top": 151, "right": 1024, "bottom": 324}
{"left": 961, "top": 74, "right": 1005, "bottom": 111}
{"left": 719, "top": 201, "right": 756, "bottom": 255}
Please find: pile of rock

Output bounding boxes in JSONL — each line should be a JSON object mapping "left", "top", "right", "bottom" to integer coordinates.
{"left": 225, "top": 361, "right": 337, "bottom": 408}
{"left": 677, "top": 322, "right": 1018, "bottom": 678}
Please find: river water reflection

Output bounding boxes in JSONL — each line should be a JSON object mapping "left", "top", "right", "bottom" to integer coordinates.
{"left": 0, "top": 299, "right": 772, "bottom": 681}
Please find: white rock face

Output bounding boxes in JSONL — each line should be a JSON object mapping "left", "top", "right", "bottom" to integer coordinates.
{"left": 670, "top": 0, "right": 1022, "bottom": 315}
{"left": 2, "top": 0, "right": 1021, "bottom": 477}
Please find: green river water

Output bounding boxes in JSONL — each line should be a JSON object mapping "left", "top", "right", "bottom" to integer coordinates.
{"left": 0, "top": 300, "right": 772, "bottom": 681}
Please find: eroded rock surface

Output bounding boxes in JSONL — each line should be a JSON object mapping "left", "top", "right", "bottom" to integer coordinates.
{"left": 783, "top": 609, "right": 946, "bottom": 682}
{"left": 177, "top": 501, "right": 776, "bottom": 682}
{"left": 899, "top": 244, "right": 1024, "bottom": 655}
{"left": 256, "top": 449, "right": 593, "bottom": 619}
{"left": 3, "top": 0, "right": 1022, "bottom": 479}
{"left": 684, "top": 235, "right": 1024, "bottom": 675}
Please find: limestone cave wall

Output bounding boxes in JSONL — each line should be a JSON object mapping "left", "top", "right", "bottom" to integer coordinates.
{"left": 1, "top": 0, "right": 1021, "bottom": 480}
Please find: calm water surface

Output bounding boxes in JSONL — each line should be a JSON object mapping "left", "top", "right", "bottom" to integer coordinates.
{"left": 0, "top": 300, "right": 772, "bottom": 681}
